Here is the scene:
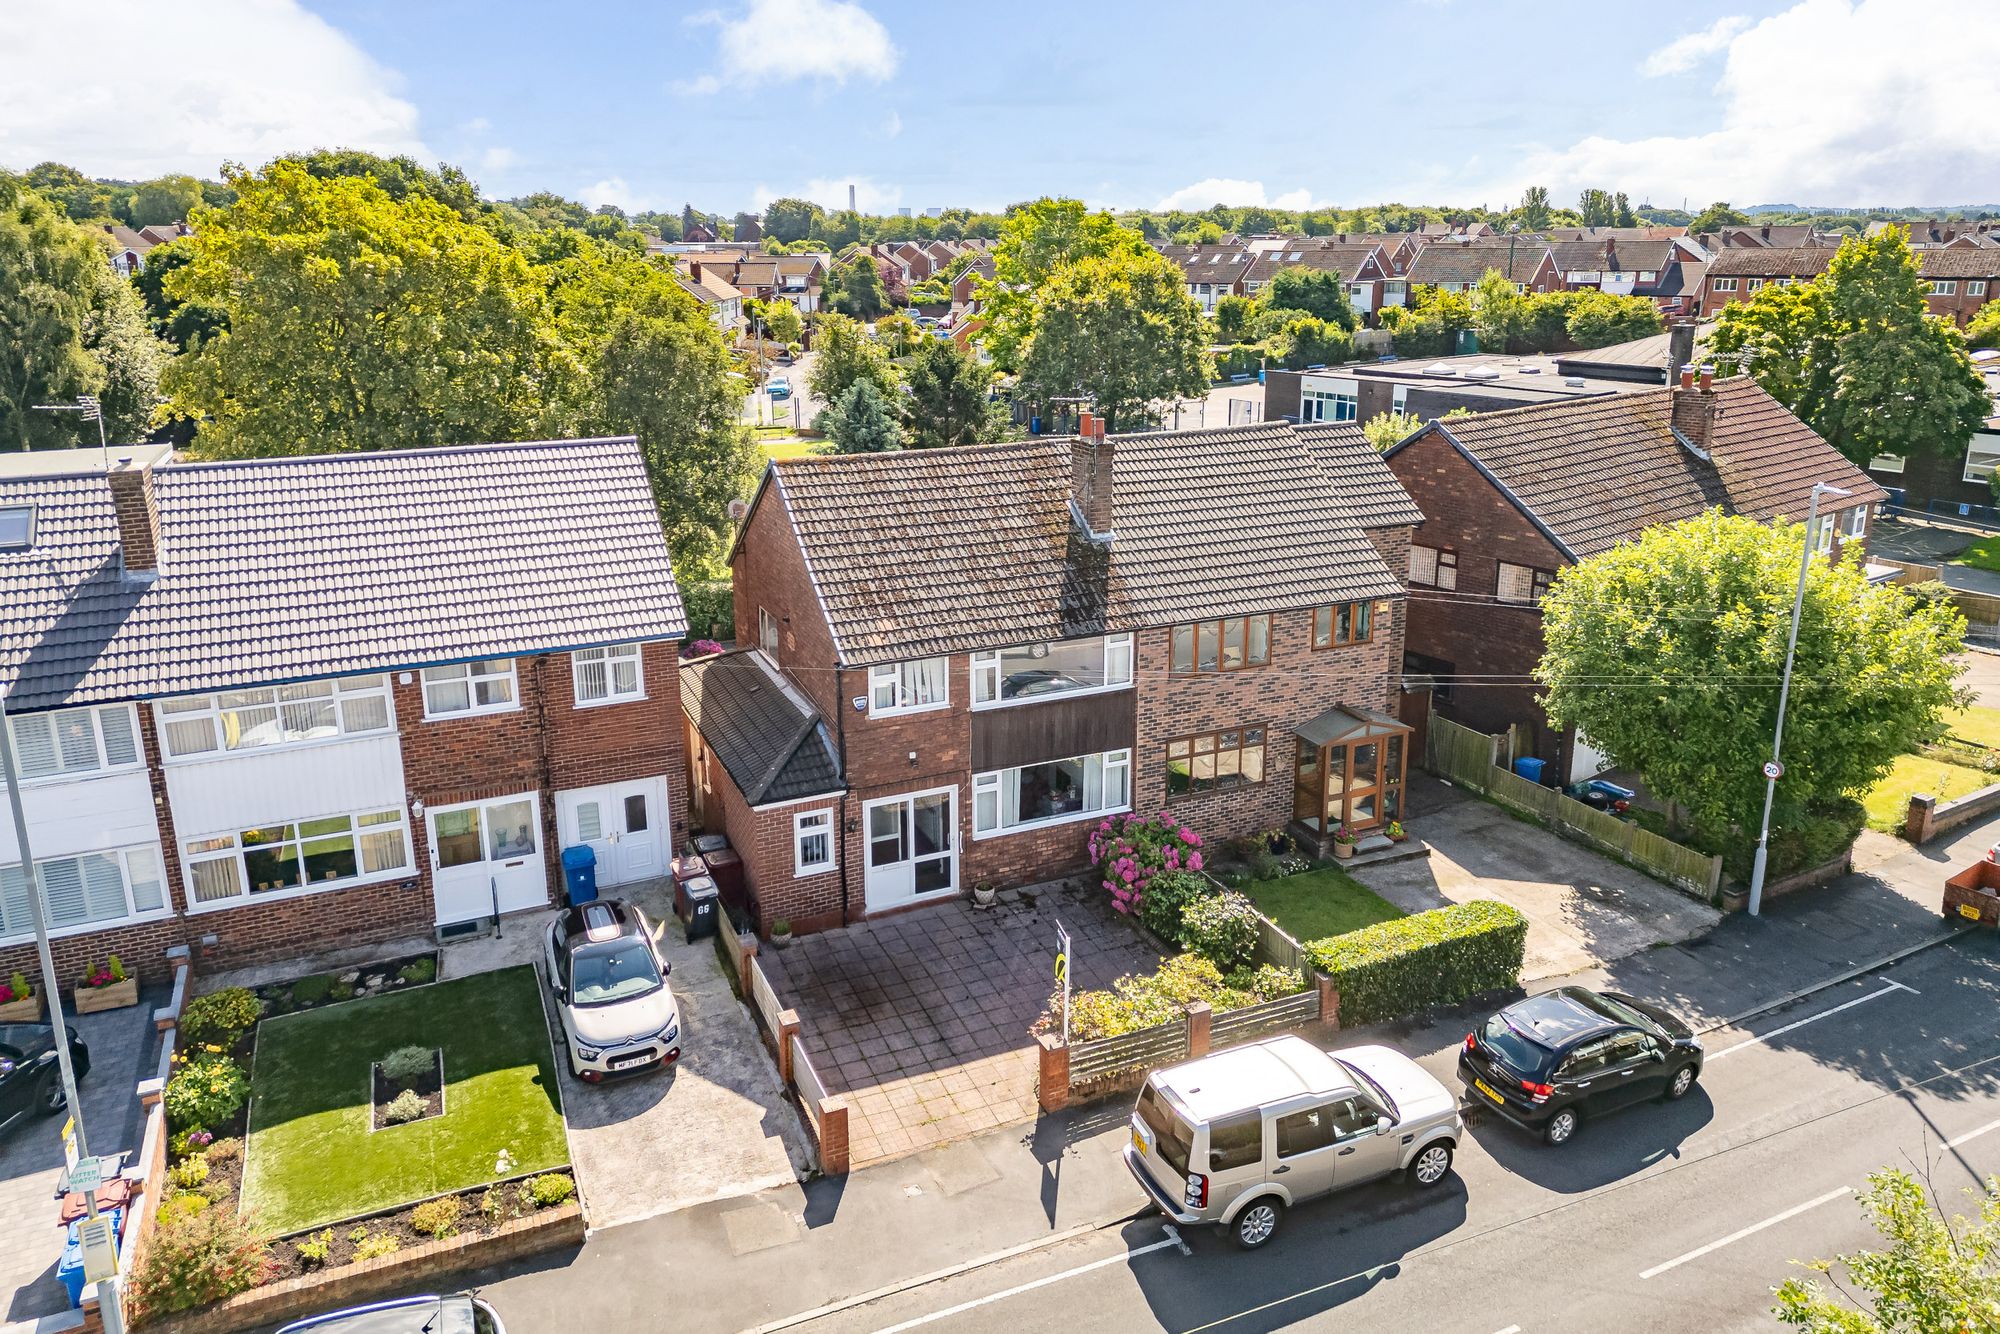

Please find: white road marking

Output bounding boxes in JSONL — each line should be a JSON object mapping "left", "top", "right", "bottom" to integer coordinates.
{"left": 1706, "top": 980, "right": 1916, "bottom": 1061}
{"left": 1639, "top": 1187, "right": 1852, "bottom": 1279}
{"left": 1163, "top": 1223, "right": 1191, "bottom": 1256}
{"left": 868, "top": 1229, "right": 1185, "bottom": 1333}
{"left": 1947, "top": 1116, "right": 2000, "bottom": 1149}
{"left": 1491, "top": 1326, "right": 1523, "bottom": 1334}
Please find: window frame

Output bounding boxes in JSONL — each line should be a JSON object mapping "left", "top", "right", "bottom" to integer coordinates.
{"left": 793, "top": 809, "right": 835, "bottom": 876}
{"left": 1410, "top": 545, "right": 1458, "bottom": 591}
{"left": 758, "top": 607, "right": 780, "bottom": 654}
{"left": 972, "top": 748, "right": 1132, "bottom": 839}
{"left": 1169, "top": 616, "right": 1272, "bottom": 675}
{"left": 1971, "top": 281, "right": 1988, "bottom": 297}
{"left": 421, "top": 660, "right": 519, "bottom": 719}
{"left": 970, "top": 633, "right": 1135, "bottom": 709}
{"left": 867, "top": 657, "right": 951, "bottom": 717}
{"left": 1711, "top": 277, "right": 1738, "bottom": 292}
{"left": 0, "top": 844, "right": 169, "bottom": 945}
{"left": 1496, "top": 561, "right": 1557, "bottom": 606}
{"left": 1165, "top": 726, "right": 1268, "bottom": 801}
{"left": 1311, "top": 601, "right": 1374, "bottom": 650}
{"left": 1931, "top": 279, "right": 1958, "bottom": 296}
{"left": 1967, "top": 440, "right": 2000, "bottom": 485}
{"left": 156, "top": 676, "right": 395, "bottom": 760}
{"left": 571, "top": 643, "right": 646, "bottom": 708}
{"left": 6, "top": 704, "right": 144, "bottom": 783}
{"left": 181, "top": 804, "right": 414, "bottom": 914}
{"left": 1845, "top": 506, "right": 1867, "bottom": 539}
{"left": 1869, "top": 453, "right": 1906, "bottom": 474}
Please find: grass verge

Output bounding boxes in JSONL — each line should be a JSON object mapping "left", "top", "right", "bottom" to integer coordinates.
{"left": 1238, "top": 867, "right": 1405, "bottom": 943}
{"left": 1863, "top": 753, "right": 1994, "bottom": 831}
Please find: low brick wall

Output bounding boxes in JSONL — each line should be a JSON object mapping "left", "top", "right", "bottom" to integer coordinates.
{"left": 1760, "top": 849, "right": 1855, "bottom": 903}
{"left": 1907, "top": 782, "right": 2000, "bottom": 844}
{"left": 145, "top": 1204, "right": 583, "bottom": 1334}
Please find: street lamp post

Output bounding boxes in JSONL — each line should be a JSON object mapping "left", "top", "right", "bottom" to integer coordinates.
{"left": 1747, "top": 482, "right": 1853, "bottom": 916}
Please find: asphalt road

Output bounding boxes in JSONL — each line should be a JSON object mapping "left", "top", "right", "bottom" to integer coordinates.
{"left": 786, "top": 936, "right": 2000, "bottom": 1334}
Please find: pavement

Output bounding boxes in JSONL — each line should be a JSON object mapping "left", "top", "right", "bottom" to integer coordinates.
{"left": 0, "top": 992, "right": 160, "bottom": 1330}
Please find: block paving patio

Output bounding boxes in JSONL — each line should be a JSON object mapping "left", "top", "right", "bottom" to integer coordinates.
{"left": 761, "top": 878, "right": 1158, "bottom": 1166}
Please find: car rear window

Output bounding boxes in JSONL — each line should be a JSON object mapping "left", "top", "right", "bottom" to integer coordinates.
{"left": 1483, "top": 1014, "right": 1552, "bottom": 1077}
{"left": 1135, "top": 1083, "right": 1193, "bottom": 1176}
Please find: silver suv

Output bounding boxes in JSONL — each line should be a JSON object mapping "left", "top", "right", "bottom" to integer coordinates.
{"left": 1125, "top": 1034, "right": 1461, "bottom": 1249}
{"left": 543, "top": 899, "right": 681, "bottom": 1082}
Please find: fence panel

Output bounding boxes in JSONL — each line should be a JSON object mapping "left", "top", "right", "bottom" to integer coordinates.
{"left": 1069, "top": 1021, "right": 1188, "bottom": 1085}
{"left": 790, "top": 1033, "right": 826, "bottom": 1133}
{"left": 1209, "top": 991, "right": 1322, "bottom": 1052}
{"left": 1426, "top": 714, "right": 1498, "bottom": 790}
{"left": 748, "top": 957, "right": 784, "bottom": 1038}
{"left": 1254, "top": 914, "right": 1308, "bottom": 973}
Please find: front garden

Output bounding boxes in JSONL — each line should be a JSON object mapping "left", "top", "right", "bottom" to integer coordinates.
{"left": 1859, "top": 704, "right": 2000, "bottom": 832}
{"left": 131, "top": 964, "right": 575, "bottom": 1324}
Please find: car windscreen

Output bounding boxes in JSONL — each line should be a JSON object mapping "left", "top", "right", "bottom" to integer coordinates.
{"left": 1482, "top": 1013, "right": 1552, "bottom": 1077}
{"left": 1573, "top": 990, "right": 1666, "bottom": 1038}
{"left": 1135, "top": 1082, "right": 1194, "bottom": 1177}
{"left": 1335, "top": 1058, "right": 1399, "bottom": 1121}
{"left": 568, "top": 939, "right": 662, "bottom": 1006}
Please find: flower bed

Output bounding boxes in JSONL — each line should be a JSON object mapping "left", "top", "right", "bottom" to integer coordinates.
{"left": 1089, "top": 812, "right": 1204, "bottom": 916}
{"left": 1037, "top": 954, "right": 1307, "bottom": 1042}
{"left": 251, "top": 951, "right": 439, "bottom": 1019}
{"left": 266, "top": 1172, "right": 576, "bottom": 1279}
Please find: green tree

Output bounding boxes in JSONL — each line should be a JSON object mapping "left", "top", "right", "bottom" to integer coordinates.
{"left": 1579, "top": 189, "right": 1617, "bottom": 227}
{"left": 1774, "top": 1168, "right": 2000, "bottom": 1332}
{"left": 1472, "top": 268, "right": 1532, "bottom": 352}
{"left": 1267, "top": 314, "right": 1352, "bottom": 370}
{"left": 825, "top": 254, "right": 891, "bottom": 319}
{"left": 1361, "top": 410, "right": 1424, "bottom": 451}
{"left": 1690, "top": 201, "right": 1751, "bottom": 234}
{"left": 129, "top": 175, "right": 205, "bottom": 228}
{"left": 1259, "top": 266, "right": 1360, "bottom": 331}
{"left": 1213, "top": 294, "right": 1255, "bottom": 343}
{"left": 749, "top": 298, "right": 802, "bottom": 345}
{"left": 1968, "top": 301, "right": 2000, "bottom": 351}
{"left": 24, "top": 162, "right": 120, "bottom": 222}
{"left": 159, "top": 162, "right": 555, "bottom": 455}
{"left": 131, "top": 238, "right": 227, "bottom": 351}
{"left": 1562, "top": 289, "right": 1664, "bottom": 348}
{"left": 820, "top": 378, "right": 905, "bottom": 454}
{"left": 875, "top": 313, "right": 924, "bottom": 359}
{"left": 807, "top": 314, "right": 899, "bottom": 406}
{"left": 904, "top": 337, "right": 992, "bottom": 449}
{"left": 762, "top": 197, "right": 825, "bottom": 244}
{"left": 1017, "top": 247, "right": 1210, "bottom": 432}
{"left": 1390, "top": 286, "right": 1475, "bottom": 358}
{"left": 1711, "top": 229, "right": 1988, "bottom": 464}
{"left": 1536, "top": 510, "right": 1965, "bottom": 847}
{"left": 285, "top": 150, "right": 482, "bottom": 221}
{"left": 977, "top": 198, "right": 1147, "bottom": 371}
{"left": 81, "top": 260, "right": 169, "bottom": 444}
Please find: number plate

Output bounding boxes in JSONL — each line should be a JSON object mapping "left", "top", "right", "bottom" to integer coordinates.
{"left": 609, "top": 1051, "right": 655, "bottom": 1071}
{"left": 1474, "top": 1078, "right": 1504, "bottom": 1104}
{"left": 1131, "top": 1126, "right": 1148, "bottom": 1155}
{"left": 1960, "top": 903, "right": 1984, "bottom": 921}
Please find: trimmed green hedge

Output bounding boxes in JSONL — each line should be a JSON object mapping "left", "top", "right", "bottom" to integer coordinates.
{"left": 1304, "top": 900, "right": 1527, "bottom": 1026}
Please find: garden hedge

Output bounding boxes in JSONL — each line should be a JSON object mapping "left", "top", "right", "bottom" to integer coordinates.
{"left": 1303, "top": 899, "right": 1527, "bottom": 1026}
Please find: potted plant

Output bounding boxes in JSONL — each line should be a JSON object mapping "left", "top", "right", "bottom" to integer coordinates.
{"left": 74, "top": 956, "right": 138, "bottom": 1014}
{"left": 0, "top": 971, "right": 41, "bottom": 1022}
{"left": 1385, "top": 820, "right": 1408, "bottom": 844}
{"left": 1330, "top": 825, "right": 1358, "bottom": 860}
{"left": 769, "top": 918, "right": 793, "bottom": 948}
{"left": 971, "top": 881, "right": 998, "bottom": 909}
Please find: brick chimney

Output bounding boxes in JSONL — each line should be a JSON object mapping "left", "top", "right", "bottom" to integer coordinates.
{"left": 1671, "top": 363, "right": 1718, "bottom": 456}
{"left": 1069, "top": 412, "right": 1113, "bottom": 539}
{"left": 1603, "top": 238, "right": 1619, "bottom": 273}
{"left": 1666, "top": 321, "right": 1697, "bottom": 384}
{"left": 689, "top": 260, "right": 703, "bottom": 283}
{"left": 106, "top": 455, "right": 161, "bottom": 582}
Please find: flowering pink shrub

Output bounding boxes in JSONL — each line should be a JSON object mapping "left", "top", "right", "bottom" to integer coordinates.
{"left": 681, "top": 639, "right": 725, "bottom": 659}
{"left": 1088, "top": 813, "right": 1205, "bottom": 916}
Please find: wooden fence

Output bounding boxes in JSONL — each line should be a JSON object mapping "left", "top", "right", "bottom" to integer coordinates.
{"left": 1209, "top": 990, "right": 1322, "bottom": 1052}
{"left": 1254, "top": 911, "right": 1310, "bottom": 975}
{"left": 1068, "top": 1018, "right": 1189, "bottom": 1085}
{"left": 1426, "top": 713, "right": 1723, "bottom": 901}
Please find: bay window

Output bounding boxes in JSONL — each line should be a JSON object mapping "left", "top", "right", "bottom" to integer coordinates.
{"left": 158, "top": 676, "right": 393, "bottom": 758}
{"left": 1170, "top": 616, "right": 1271, "bottom": 674}
{"left": 422, "top": 660, "right": 517, "bottom": 717}
{"left": 971, "top": 633, "right": 1133, "bottom": 706}
{"left": 572, "top": 643, "right": 644, "bottom": 706}
{"left": 7, "top": 704, "right": 141, "bottom": 780}
{"left": 184, "top": 806, "right": 411, "bottom": 906}
{"left": 869, "top": 658, "right": 948, "bottom": 715}
{"left": 0, "top": 846, "right": 165, "bottom": 939}
{"left": 972, "top": 749, "right": 1131, "bottom": 836}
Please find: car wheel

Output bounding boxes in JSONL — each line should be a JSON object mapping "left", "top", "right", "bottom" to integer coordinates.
{"left": 36, "top": 1071, "right": 67, "bottom": 1117}
{"left": 1544, "top": 1108, "right": 1579, "bottom": 1146}
{"left": 1232, "top": 1199, "right": 1283, "bottom": 1250}
{"left": 1664, "top": 1064, "right": 1698, "bottom": 1101}
{"left": 1409, "top": 1141, "right": 1454, "bottom": 1187}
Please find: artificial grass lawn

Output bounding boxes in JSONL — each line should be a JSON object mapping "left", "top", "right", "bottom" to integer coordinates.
{"left": 1240, "top": 867, "right": 1406, "bottom": 944}
{"left": 241, "top": 965, "right": 567, "bottom": 1233}
{"left": 1863, "top": 753, "right": 1994, "bottom": 831}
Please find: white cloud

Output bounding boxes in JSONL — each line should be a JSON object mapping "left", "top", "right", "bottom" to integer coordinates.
{"left": 1493, "top": 0, "right": 2000, "bottom": 206}
{"left": 478, "top": 147, "right": 518, "bottom": 173}
{"left": 752, "top": 177, "right": 901, "bottom": 214}
{"left": 1154, "top": 178, "right": 1324, "bottom": 212}
{"left": 462, "top": 116, "right": 492, "bottom": 135}
{"left": 581, "top": 177, "right": 648, "bottom": 213}
{"left": 678, "top": 0, "right": 896, "bottom": 94}
{"left": 1641, "top": 15, "right": 1751, "bottom": 76}
{"left": 0, "top": 0, "right": 425, "bottom": 178}
{"left": 882, "top": 111, "right": 902, "bottom": 139}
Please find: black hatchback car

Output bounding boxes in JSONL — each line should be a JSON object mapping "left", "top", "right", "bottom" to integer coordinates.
{"left": 0, "top": 1023, "right": 90, "bottom": 1136}
{"left": 1457, "top": 987, "right": 1701, "bottom": 1146}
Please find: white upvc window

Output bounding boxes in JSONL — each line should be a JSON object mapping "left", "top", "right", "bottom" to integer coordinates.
{"left": 1301, "top": 389, "right": 1358, "bottom": 422}
{"left": 758, "top": 607, "right": 779, "bottom": 653}
{"left": 971, "top": 633, "right": 1134, "bottom": 708}
{"left": 868, "top": 658, "right": 949, "bottom": 716}
{"left": 1870, "top": 453, "right": 1906, "bottom": 474}
{"left": 1712, "top": 277, "right": 1738, "bottom": 292}
{"left": 794, "top": 809, "right": 835, "bottom": 876}
{"left": 1931, "top": 280, "right": 1959, "bottom": 296}
{"left": 1845, "top": 506, "right": 1868, "bottom": 539}
{"left": 1966, "top": 439, "right": 2000, "bottom": 484}
{"left": 157, "top": 676, "right": 393, "bottom": 759}
{"left": 0, "top": 845, "right": 166, "bottom": 942}
{"left": 572, "top": 644, "right": 644, "bottom": 706}
{"left": 972, "top": 748, "right": 1131, "bottom": 838}
{"left": 7, "top": 704, "right": 142, "bottom": 781}
{"left": 182, "top": 805, "right": 412, "bottom": 908}
{"left": 1813, "top": 513, "right": 1836, "bottom": 554}
{"left": 422, "top": 660, "right": 518, "bottom": 718}
{"left": 1971, "top": 281, "right": 1988, "bottom": 297}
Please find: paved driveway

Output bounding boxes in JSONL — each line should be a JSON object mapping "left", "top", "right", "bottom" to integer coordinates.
{"left": 1353, "top": 781, "right": 1721, "bottom": 980}
{"left": 0, "top": 995, "right": 158, "bottom": 1329}
{"left": 762, "top": 880, "right": 1158, "bottom": 1167}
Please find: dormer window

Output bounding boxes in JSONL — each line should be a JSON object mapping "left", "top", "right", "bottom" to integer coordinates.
{"left": 0, "top": 505, "right": 33, "bottom": 551}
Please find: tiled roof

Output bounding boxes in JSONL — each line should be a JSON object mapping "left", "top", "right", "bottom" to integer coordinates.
{"left": 1706, "top": 247, "right": 2000, "bottom": 280}
{"left": 1, "top": 438, "right": 686, "bottom": 712}
{"left": 1549, "top": 238, "right": 1679, "bottom": 273}
{"left": 1293, "top": 423, "right": 1426, "bottom": 528}
{"left": 763, "top": 423, "right": 1408, "bottom": 665}
{"left": 1394, "top": 378, "right": 1885, "bottom": 560}
{"left": 1245, "top": 243, "right": 1384, "bottom": 286}
{"left": 680, "top": 650, "right": 842, "bottom": 805}
{"left": 1717, "top": 225, "right": 1828, "bottom": 249}
{"left": 1407, "top": 241, "right": 1550, "bottom": 286}
{"left": 1159, "top": 245, "right": 1254, "bottom": 285}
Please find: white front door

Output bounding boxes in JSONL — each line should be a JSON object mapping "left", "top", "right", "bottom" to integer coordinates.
{"left": 556, "top": 777, "right": 669, "bottom": 888}
{"left": 862, "top": 787, "right": 957, "bottom": 914}
{"left": 427, "top": 792, "right": 546, "bottom": 925}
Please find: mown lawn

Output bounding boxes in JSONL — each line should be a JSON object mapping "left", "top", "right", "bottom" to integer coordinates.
{"left": 1239, "top": 867, "right": 1405, "bottom": 944}
{"left": 1945, "top": 705, "right": 2000, "bottom": 751}
{"left": 241, "top": 965, "right": 567, "bottom": 1233}
{"left": 1863, "top": 753, "right": 1996, "bottom": 831}
{"left": 1953, "top": 538, "right": 2000, "bottom": 573}
{"left": 758, "top": 437, "right": 822, "bottom": 460}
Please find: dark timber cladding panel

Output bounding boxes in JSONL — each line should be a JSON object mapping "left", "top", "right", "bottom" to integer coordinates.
{"left": 971, "top": 691, "right": 1138, "bottom": 773}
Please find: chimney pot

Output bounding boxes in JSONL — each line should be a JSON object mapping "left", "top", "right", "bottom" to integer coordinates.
{"left": 1679, "top": 364, "right": 1696, "bottom": 390}
{"left": 1698, "top": 363, "right": 1715, "bottom": 392}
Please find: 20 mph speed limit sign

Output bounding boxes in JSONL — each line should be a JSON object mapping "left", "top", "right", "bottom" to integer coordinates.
{"left": 1763, "top": 760, "right": 1785, "bottom": 780}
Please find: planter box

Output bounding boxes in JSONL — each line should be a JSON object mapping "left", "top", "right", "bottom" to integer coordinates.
{"left": 73, "top": 977, "right": 139, "bottom": 1014}
{"left": 0, "top": 992, "right": 44, "bottom": 1023}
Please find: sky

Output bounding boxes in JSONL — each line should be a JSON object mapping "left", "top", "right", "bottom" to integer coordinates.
{"left": 4, "top": 0, "right": 1998, "bottom": 216}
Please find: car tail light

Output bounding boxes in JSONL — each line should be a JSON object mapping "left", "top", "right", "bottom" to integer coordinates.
{"left": 1184, "top": 1172, "right": 1209, "bottom": 1209}
{"left": 1522, "top": 1080, "right": 1554, "bottom": 1104}
{"left": 1463, "top": 1032, "right": 1477, "bottom": 1053}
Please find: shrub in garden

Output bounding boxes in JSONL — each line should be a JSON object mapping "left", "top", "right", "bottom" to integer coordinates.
{"left": 409, "top": 1196, "right": 463, "bottom": 1239}
{"left": 154, "top": 1192, "right": 209, "bottom": 1228}
{"left": 381, "top": 1088, "right": 428, "bottom": 1124}
{"left": 169, "top": 1154, "right": 210, "bottom": 1190}
{"left": 179, "top": 987, "right": 263, "bottom": 1046}
{"left": 525, "top": 1173, "right": 576, "bottom": 1208}
{"left": 1, "top": 970, "right": 31, "bottom": 1003}
{"left": 379, "top": 1044, "right": 436, "bottom": 1084}
{"left": 204, "top": 1136, "right": 242, "bottom": 1165}
{"left": 1305, "top": 900, "right": 1528, "bottom": 1026}
{"left": 291, "top": 973, "right": 333, "bottom": 1006}
{"left": 1179, "top": 891, "right": 1260, "bottom": 970}
{"left": 164, "top": 1053, "right": 249, "bottom": 1131}
{"left": 1053, "top": 954, "right": 1308, "bottom": 1041}
{"left": 1137, "top": 870, "right": 1211, "bottom": 946}
{"left": 295, "top": 1229, "right": 334, "bottom": 1269}
{"left": 127, "top": 1207, "right": 276, "bottom": 1321}
{"left": 1089, "top": 812, "right": 1204, "bottom": 916}
{"left": 169, "top": 1127, "right": 213, "bottom": 1158}
{"left": 1226, "top": 963, "right": 1308, "bottom": 998}
{"left": 397, "top": 957, "right": 437, "bottom": 985}
{"left": 354, "top": 1234, "right": 401, "bottom": 1261}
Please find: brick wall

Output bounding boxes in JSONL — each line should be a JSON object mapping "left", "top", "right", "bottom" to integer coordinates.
{"left": 731, "top": 482, "right": 844, "bottom": 723}
{"left": 685, "top": 712, "right": 845, "bottom": 934}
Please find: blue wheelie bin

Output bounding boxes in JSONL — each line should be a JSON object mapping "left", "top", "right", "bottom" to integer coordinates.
{"left": 1513, "top": 756, "right": 1547, "bottom": 784}
{"left": 560, "top": 845, "right": 598, "bottom": 907}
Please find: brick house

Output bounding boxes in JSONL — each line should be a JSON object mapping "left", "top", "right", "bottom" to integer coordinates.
{"left": 1698, "top": 247, "right": 2000, "bottom": 326}
{"left": 1382, "top": 372, "right": 1884, "bottom": 781}
{"left": 0, "top": 439, "right": 688, "bottom": 986}
{"left": 693, "top": 418, "right": 1422, "bottom": 936}
{"left": 1242, "top": 243, "right": 1397, "bottom": 321}
{"left": 1403, "top": 238, "right": 1563, "bottom": 296}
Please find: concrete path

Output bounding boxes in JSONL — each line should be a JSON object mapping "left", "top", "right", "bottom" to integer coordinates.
{"left": 1349, "top": 786, "right": 1721, "bottom": 980}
